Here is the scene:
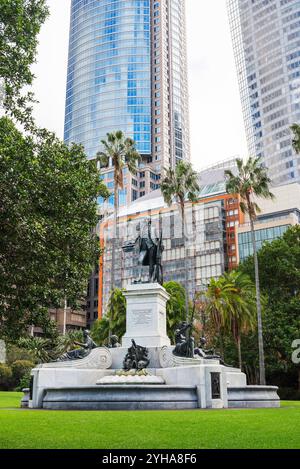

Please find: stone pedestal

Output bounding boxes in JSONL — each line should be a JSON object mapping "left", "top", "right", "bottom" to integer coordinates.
{"left": 122, "top": 283, "right": 171, "bottom": 348}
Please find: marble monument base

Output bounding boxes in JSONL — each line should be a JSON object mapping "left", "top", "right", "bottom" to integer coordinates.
{"left": 122, "top": 283, "right": 171, "bottom": 348}
{"left": 29, "top": 346, "right": 280, "bottom": 410}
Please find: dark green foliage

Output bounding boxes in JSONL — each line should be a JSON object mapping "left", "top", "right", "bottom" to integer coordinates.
{"left": 164, "top": 281, "right": 186, "bottom": 342}
{"left": 11, "top": 360, "right": 34, "bottom": 382}
{"left": 238, "top": 226, "right": 300, "bottom": 388}
{"left": 278, "top": 387, "right": 300, "bottom": 401}
{"left": 17, "top": 337, "right": 53, "bottom": 363}
{"left": 91, "top": 317, "right": 110, "bottom": 347}
{"left": 0, "top": 117, "right": 109, "bottom": 340}
{"left": 91, "top": 288, "right": 126, "bottom": 345}
{"left": 54, "top": 330, "right": 84, "bottom": 357}
{"left": 11, "top": 359, "right": 34, "bottom": 389}
{"left": 291, "top": 123, "right": 300, "bottom": 154}
{"left": 6, "top": 344, "right": 35, "bottom": 365}
{"left": 0, "top": 364, "right": 12, "bottom": 390}
{"left": 0, "top": 0, "right": 49, "bottom": 126}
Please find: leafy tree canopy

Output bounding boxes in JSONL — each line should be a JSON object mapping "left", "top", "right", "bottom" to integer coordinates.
{"left": 238, "top": 226, "right": 300, "bottom": 388}
{"left": 0, "top": 117, "right": 109, "bottom": 340}
{"left": 0, "top": 0, "right": 49, "bottom": 126}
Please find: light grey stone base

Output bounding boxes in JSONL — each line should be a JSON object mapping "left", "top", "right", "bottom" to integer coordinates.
{"left": 228, "top": 386, "right": 280, "bottom": 408}
{"left": 42, "top": 385, "right": 198, "bottom": 410}
{"left": 122, "top": 283, "right": 171, "bottom": 348}
{"left": 21, "top": 388, "right": 30, "bottom": 408}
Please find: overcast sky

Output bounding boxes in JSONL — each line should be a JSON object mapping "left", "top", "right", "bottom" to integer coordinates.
{"left": 32, "top": 0, "right": 247, "bottom": 171}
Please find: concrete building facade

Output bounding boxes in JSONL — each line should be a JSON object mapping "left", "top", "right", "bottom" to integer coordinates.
{"left": 237, "top": 182, "right": 300, "bottom": 261}
{"left": 97, "top": 185, "right": 243, "bottom": 318}
{"left": 228, "top": 0, "right": 300, "bottom": 185}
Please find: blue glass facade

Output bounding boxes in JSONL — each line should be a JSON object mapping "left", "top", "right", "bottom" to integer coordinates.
{"left": 238, "top": 224, "right": 289, "bottom": 262}
{"left": 64, "top": 0, "right": 152, "bottom": 158}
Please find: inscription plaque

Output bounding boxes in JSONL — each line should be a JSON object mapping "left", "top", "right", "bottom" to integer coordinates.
{"left": 132, "top": 309, "right": 152, "bottom": 327}
{"left": 211, "top": 372, "right": 221, "bottom": 399}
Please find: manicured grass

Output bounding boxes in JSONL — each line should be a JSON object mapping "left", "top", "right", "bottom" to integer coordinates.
{"left": 0, "top": 392, "right": 299, "bottom": 449}
{"left": 0, "top": 392, "right": 22, "bottom": 409}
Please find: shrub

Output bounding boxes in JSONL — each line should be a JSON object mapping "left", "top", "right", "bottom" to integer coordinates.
{"left": 278, "top": 387, "right": 300, "bottom": 401}
{"left": 11, "top": 360, "right": 34, "bottom": 388}
{"left": 6, "top": 345, "right": 35, "bottom": 366}
{"left": 0, "top": 364, "right": 13, "bottom": 390}
{"left": 17, "top": 370, "right": 32, "bottom": 392}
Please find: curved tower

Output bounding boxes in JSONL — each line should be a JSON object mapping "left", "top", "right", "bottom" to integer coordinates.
{"left": 64, "top": 0, "right": 151, "bottom": 158}
{"left": 64, "top": 0, "right": 190, "bottom": 179}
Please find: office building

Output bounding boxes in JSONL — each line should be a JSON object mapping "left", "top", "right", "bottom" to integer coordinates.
{"left": 228, "top": 0, "right": 300, "bottom": 185}
{"left": 97, "top": 168, "right": 244, "bottom": 318}
{"left": 238, "top": 182, "right": 300, "bottom": 261}
{"left": 64, "top": 0, "right": 190, "bottom": 202}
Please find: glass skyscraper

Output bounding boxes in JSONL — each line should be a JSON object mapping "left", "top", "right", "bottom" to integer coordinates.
{"left": 64, "top": 0, "right": 190, "bottom": 185}
{"left": 228, "top": 0, "right": 300, "bottom": 186}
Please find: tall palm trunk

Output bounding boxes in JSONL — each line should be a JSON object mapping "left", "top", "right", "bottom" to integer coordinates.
{"left": 110, "top": 174, "right": 119, "bottom": 338}
{"left": 180, "top": 201, "right": 189, "bottom": 321}
{"left": 111, "top": 182, "right": 117, "bottom": 290}
{"left": 237, "top": 334, "right": 242, "bottom": 371}
{"left": 249, "top": 212, "right": 266, "bottom": 385}
{"left": 219, "top": 328, "right": 225, "bottom": 362}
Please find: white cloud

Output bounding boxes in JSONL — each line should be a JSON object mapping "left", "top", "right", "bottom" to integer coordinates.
{"left": 32, "top": 0, "right": 247, "bottom": 169}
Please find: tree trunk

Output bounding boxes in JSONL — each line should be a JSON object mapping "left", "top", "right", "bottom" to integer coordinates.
{"left": 109, "top": 174, "right": 119, "bottom": 339}
{"left": 63, "top": 296, "right": 67, "bottom": 336}
{"left": 180, "top": 201, "right": 189, "bottom": 321}
{"left": 111, "top": 182, "right": 117, "bottom": 291}
{"left": 237, "top": 334, "right": 242, "bottom": 370}
{"left": 249, "top": 213, "right": 266, "bottom": 385}
{"left": 219, "top": 329, "right": 225, "bottom": 362}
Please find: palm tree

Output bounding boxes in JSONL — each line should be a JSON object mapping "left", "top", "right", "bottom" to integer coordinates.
{"left": 164, "top": 281, "right": 186, "bottom": 342}
{"left": 91, "top": 287, "right": 126, "bottom": 344}
{"left": 205, "top": 276, "right": 237, "bottom": 359}
{"left": 97, "top": 131, "right": 140, "bottom": 290}
{"left": 18, "top": 337, "right": 52, "bottom": 363}
{"left": 55, "top": 330, "right": 84, "bottom": 357}
{"left": 291, "top": 123, "right": 300, "bottom": 153}
{"left": 161, "top": 161, "right": 200, "bottom": 319}
{"left": 225, "top": 157, "right": 274, "bottom": 384}
{"left": 222, "top": 271, "right": 257, "bottom": 370}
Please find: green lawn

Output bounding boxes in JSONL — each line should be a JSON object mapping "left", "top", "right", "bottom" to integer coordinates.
{"left": 0, "top": 392, "right": 299, "bottom": 449}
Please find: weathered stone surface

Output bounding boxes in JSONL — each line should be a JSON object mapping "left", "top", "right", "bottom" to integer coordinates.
{"left": 122, "top": 283, "right": 171, "bottom": 348}
{"left": 227, "top": 386, "right": 280, "bottom": 408}
{"left": 42, "top": 385, "right": 198, "bottom": 410}
{"left": 40, "top": 347, "right": 112, "bottom": 370}
{"left": 96, "top": 374, "right": 165, "bottom": 385}
{"left": 159, "top": 346, "right": 175, "bottom": 368}
{"left": 0, "top": 340, "right": 6, "bottom": 364}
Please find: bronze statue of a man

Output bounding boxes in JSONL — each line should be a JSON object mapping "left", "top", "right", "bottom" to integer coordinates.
{"left": 123, "top": 218, "right": 164, "bottom": 284}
